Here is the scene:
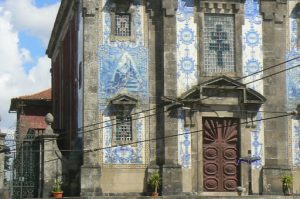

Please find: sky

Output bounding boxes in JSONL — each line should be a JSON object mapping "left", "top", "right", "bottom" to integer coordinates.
{"left": 0, "top": 0, "right": 61, "bottom": 135}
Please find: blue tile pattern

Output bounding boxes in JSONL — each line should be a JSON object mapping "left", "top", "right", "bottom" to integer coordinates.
{"left": 103, "top": 117, "right": 144, "bottom": 164}
{"left": 292, "top": 119, "right": 300, "bottom": 166}
{"left": 100, "top": 0, "right": 147, "bottom": 164}
{"left": 243, "top": 0, "right": 264, "bottom": 169}
{"left": 245, "top": 0, "right": 261, "bottom": 25}
{"left": 287, "top": 18, "right": 300, "bottom": 112}
{"left": 251, "top": 112, "right": 264, "bottom": 168}
{"left": 287, "top": 7, "right": 300, "bottom": 166}
{"left": 176, "top": 0, "right": 198, "bottom": 95}
{"left": 176, "top": 0, "right": 197, "bottom": 168}
{"left": 178, "top": 110, "right": 192, "bottom": 168}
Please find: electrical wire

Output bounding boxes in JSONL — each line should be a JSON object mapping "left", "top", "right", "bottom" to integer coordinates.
{"left": 5, "top": 56, "right": 300, "bottom": 153}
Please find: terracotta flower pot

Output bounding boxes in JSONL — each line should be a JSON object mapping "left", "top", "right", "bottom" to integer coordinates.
{"left": 53, "top": 191, "right": 63, "bottom": 198}
{"left": 152, "top": 192, "right": 159, "bottom": 197}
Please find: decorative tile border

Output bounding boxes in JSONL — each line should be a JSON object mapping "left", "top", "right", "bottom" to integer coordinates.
{"left": 176, "top": 0, "right": 197, "bottom": 169}
{"left": 178, "top": 110, "right": 192, "bottom": 168}
{"left": 176, "top": 0, "right": 198, "bottom": 96}
{"left": 287, "top": 2, "right": 300, "bottom": 166}
{"left": 292, "top": 119, "right": 300, "bottom": 166}
{"left": 243, "top": 0, "right": 264, "bottom": 169}
{"left": 287, "top": 18, "right": 300, "bottom": 112}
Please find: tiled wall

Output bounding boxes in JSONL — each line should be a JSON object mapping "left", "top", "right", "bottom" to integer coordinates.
{"left": 287, "top": 1, "right": 300, "bottom": 166}
{"left": 176, "top": 0, "right": 197, "bottom": 169}
{"left": 99, "top": 0, "right": 148, "bottom": 164}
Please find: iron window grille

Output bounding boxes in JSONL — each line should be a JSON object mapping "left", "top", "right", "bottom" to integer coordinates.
{"left": 115, "top": 13, "right": 131, "bottom": 37}
{"left": 116, "top": 116, "right": 132, "bottom": 141}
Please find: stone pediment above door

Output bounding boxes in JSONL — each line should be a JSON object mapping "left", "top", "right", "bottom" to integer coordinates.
{"left": 178, "top": 76, "right": 266, "bottom": 106}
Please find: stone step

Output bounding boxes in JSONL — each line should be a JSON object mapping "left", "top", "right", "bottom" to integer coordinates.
{"left": 27, "top": 196, "right": 300, "bottom": 199}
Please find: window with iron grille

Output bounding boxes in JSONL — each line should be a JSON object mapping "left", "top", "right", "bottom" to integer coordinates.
{"left": 115, "top": 13, "right": 131, "bottom": 37}
{"left": 204, "top": 14, "right": 235, "bottom": 73}
{"left": 116, "top": 116, "right": 132, "bottom": 141}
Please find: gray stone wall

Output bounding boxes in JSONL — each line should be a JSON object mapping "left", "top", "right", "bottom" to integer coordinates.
{"left": 161, "top": 0, "right": 182, "bottom": 195}
{"left": 261, "top": 0, "right": 290, "bottom": 194}
{"left": 81, "top": 0, "right": 102, "bottom": 196}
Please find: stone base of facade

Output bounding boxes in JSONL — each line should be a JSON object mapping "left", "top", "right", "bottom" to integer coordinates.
{"left": 80, "top": 164, "right": 102, "bottom": 196}
{"left": 262, "top": 166, "right": 291, "bottom": 195}
{"left": 26, "top": 195, "right": 300, "bottom": 199}
{"left": 162, "top": 164, "right": 182, "bottom": 195}
{"left": 0, "top": 189, "right": 10, "bottom": 199}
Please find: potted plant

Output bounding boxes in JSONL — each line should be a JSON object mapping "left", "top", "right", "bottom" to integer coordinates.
{"left": 148, "top": 172, "right": 161, "bottom": 197}
{"left": 282, "top": 173, "right": 293, "bottom": 196}
{"left": 52, "top": 178, "right": 63, "bottom": 198}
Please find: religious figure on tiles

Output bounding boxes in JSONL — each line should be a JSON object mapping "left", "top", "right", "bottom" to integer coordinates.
{"left": 111, "top": 52, "right": 143, "bottom": 93}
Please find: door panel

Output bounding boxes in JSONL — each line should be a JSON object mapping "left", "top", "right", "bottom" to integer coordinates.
{"left": 203, "top": 117, "right": 239, "bottom": 192}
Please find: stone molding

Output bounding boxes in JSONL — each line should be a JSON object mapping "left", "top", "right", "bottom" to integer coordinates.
{"left": 199, "top": 1, "right": 241, "bottom": 14}
{"left": 162, "top": 0, "right": 178, "bottom": 16}
{"left": 261, "top": 1, "right": 286, "bottom": 23}
{"left": 83, "top": 0, "right": 99, "bottom": 17}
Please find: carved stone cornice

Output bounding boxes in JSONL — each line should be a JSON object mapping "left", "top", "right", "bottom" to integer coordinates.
{"left": 146, "top": 1, "right": 158, "bottom": 17}
{"left": 162, "top": 0, "right": 178, "bottom": 16}
{"left": 261, "top": 0, "right": 287, "bottom": 23}
{"left": 83, "top": 0, "right": 99, "bottom": 17}
{"left": 199, "top": 1, "right": 242, "bottom": 14}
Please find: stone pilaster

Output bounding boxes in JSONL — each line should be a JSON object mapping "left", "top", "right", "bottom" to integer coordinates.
{"left": 81, "top": 0, "right": 102, "bottom": 196}
{"left": 147, "top": 0, "right": 162, "bottom": 167}
{"left": 37, "top": 113, "right": 62, "bottom": 198}
{"left": 161, "top": 0, "right": 182, "bottom": 195}
{"left": 261, "top": 0, "right": 289, "bottom": 194}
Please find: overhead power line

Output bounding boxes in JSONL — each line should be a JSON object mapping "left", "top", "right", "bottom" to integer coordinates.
{"left": 6, "top": 55, "right": 300, "bottom": 151}
{"left": 7, "top": 113, "right": 291, "bottom": 155}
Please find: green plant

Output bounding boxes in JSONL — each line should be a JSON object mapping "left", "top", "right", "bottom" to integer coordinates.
{"left": 52, "top": 178, "right": 63, "bottom": 193}
{"left": 282, "top": 173, "right": 293, "bottom": 188}
{"left": 148, "top": 172, "right": 161, "bottom": 193}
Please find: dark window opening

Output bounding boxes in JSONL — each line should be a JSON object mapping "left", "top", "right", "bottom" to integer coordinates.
{"left": 115, "top": 13, "right": 131, "bottom": 37}
{"left": 116, "top": 116, "right": 132, "bottom": 141}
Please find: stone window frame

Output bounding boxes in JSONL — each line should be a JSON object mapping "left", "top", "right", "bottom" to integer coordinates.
{"left": 110, "top": 1, "right": 136, "bottom": 42}
{"left": 109, "top": 94, "right": 138, "bottom": 147}
{"left": 197, "top": 2, "right": 243, "bottom": 78}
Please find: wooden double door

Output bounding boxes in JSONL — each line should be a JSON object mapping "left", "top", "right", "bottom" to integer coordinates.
{"left": 203, "top": 117, "right": 240, "bottom": 192}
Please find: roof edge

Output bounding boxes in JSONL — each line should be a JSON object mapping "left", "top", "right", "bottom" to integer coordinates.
{"left": 46, "top": 0, "right": 74, "bottom": 58}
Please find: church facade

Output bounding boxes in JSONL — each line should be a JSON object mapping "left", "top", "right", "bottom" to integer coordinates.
{"left": 47, "top": 0, "right": 300, "bottom": 196}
